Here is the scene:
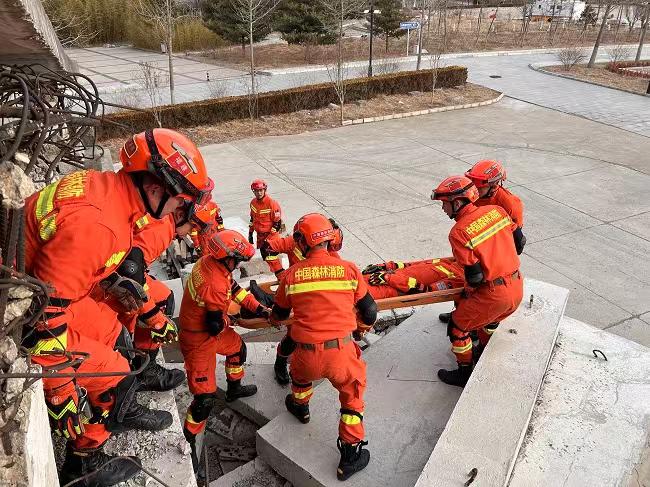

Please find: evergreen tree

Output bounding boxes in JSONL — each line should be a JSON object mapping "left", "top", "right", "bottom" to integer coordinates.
{"left": 580, "top": 5, "right": 598, "bottom": 26}
{"left": 365, "top": 0, "right": 404, "bottom": 51}
{"left": 202, "top": 0, "right": 271, "bottom": 50}
{"left": 273, "top": 0, "right": 336, "bottom": 44}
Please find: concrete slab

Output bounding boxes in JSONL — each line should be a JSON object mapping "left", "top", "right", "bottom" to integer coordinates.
{"left": 257, "top": 302, "right": 462, "bottom": 487}
{"left": 610, "top": 211, "right": 650, "bottom": 241}
{"left": 509, "top": 317, "right": 650, "bottom": 487}
{"left": 415, "top": 279, "right": 568, "bottom": 487}
{"left": 606, "top": 317, "right": 650, "bottom": 348}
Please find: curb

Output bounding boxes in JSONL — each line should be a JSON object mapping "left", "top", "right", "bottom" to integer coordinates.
{"left": 341, "top": 92, "right": 504, "bottom": 126}
{"left": 529, "top": 62, "right": 650, "bottom": 98}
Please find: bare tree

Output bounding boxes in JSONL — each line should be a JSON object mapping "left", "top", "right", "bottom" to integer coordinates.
{"left": 556, "top": 46, "right": 587, "bottom": 69}
{"left": 429, "top": 47, "right": 444, "bottom": 104}
{"left": 416, "top": 0, "right": 430, "bottom": 70}
{"left": 134, "top": 0, "right": 195, "bottom": 105}
{"left": 588, "top": 2, "right": 614, "bottom": 67}
{"left": 606, "top": 44, "right": 632, "bottom": 61}
{"left": 42, "top": 0, "right": 99, "bottom": 47}
{"left": 519, "top": 0, "right": 534, "bottom": 46}
{"left": 485, "top": 0, "right": 504, "bottom": 42}
{"left": 319, "top": 0, "right": 365, "bottom": 123}
{"left": 232, "top": 0, "right": 281, "bottom": 119}
{"left": 637, "top": 3, "right": 650, "bottom": 61}
{"left": 138, "top": 62, "right": 167, "bottom": 127}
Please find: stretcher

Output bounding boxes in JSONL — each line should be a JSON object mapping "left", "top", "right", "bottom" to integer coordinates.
{"left": 234, "top": 257, "right": 463, "bottom": 329}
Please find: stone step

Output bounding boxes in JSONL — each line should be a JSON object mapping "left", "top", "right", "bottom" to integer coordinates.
{"left": 509, "top": 316, "right": 650, "bottom": 487}
{"left": 256, "top": 300, "right": 462, "bottom": 487}
{"left": 209, "top": 457, "right": 289, "bottom": 487}
{"left": 415, "top": 278, "right": 568, "bottom": 487}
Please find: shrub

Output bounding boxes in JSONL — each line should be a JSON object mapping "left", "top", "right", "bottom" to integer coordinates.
{"left": 98, "top": 66, "right": 467, "bottom": 139}
{"left": 606, "top": 60, "right": 650, "bottom": 79}
{"left": 556, "top": 47, "right": 586, "bottom": 71}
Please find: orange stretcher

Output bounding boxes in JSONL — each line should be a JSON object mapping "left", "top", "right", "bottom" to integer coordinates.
{"left": 234, "top": 257, "right": 463, "bottom": 329}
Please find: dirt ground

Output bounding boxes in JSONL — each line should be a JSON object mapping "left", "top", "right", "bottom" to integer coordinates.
{"left": 545, "top": 64, "right": 650, "bottom": 94}
{"left": 194, "top": 23, "right": 642, "bottom": 70}
{"left": 100, "top": 83, "right": 499, "bottom": 157}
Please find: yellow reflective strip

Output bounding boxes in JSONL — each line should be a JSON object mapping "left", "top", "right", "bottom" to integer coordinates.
{"left": 465, "top": 217, "right": 511, "bottom": 250}
{"left": 452, "top": 343, "right": 473, "bottom": 353}
{"left": 396, "top": 261, "right": 405, "bottom": 269}
{"left": 293, "top": 247, "right": 305, "bottom": 261}
{"left": 430, "top": 258, "right": 441, "bottom": 264}
{"left": 293, "top": 389, "right": 313, "bottom": 400}
{"left": 250, "top": 206, "right": 257, "bottom": 213}
{"left": 484, "top": 327, "right": 496, "bottom": 335}
{"left": 135, "top": 215, "right": 150, "bottom": 229}
{"left": 285, "top": 280, "right": 358, "bottom": 295}
{"left": 258, "top": 209, "right": 271, "bottom": 214}
{"left": 225, "top": 366, "right": 243, "bottom": 375}
{"left": 143, "top": 283, "right": 150, "bottom": 292}
{"left": 265, "top": 254, "right": 279, "bottom": 261}
{"left": 435, "top": 265, "right": 455, "bottom": 278}
{"left": 39, "top": 215, "right": 57, "bottom": 241}
{"left": 47, "top": 400, "right": 78, "bottom": 420}
{"left": 340, "top": 413, "right": 362, "bottom": 425}
{"left": 35, "top": 180, "right": 60, "bottom": 220}
{"left": 233, "top": 288, "right": 248, "bottom": 304}
{"left": 185, "top": 412, "right": 201, "bottom": 425}
{"left": 30, "top": 332, "right": 67, "bottom": 355}
{"left": 104, "top": 250, "right": 126, "bottom": 268}
{"left": 407, "top": 277, "right": 417, "bottom": 289}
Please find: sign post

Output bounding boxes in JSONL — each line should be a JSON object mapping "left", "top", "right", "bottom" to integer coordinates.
{"left": 400, "top": 21, "right": 420, "bottom": 56}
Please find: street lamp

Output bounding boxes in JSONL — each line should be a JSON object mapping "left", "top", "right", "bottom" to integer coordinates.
{"left": 364, "top": 3, "right": 381, "bottom": 77}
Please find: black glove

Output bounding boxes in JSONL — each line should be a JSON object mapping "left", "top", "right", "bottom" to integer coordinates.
{"left": 368, "top": 271, "right": 390, "bottom": 286}
{"left": 248, "top": 232, "right": 254, "bottom": 245}
{"left": 362, "top": 263, "right": 387, "bottom": 275}
{"left": 100, "top": 273, "right": 148, "bottom": 312}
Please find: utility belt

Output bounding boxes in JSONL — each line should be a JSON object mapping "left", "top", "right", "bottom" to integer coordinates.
{"left": 296, "top": 335, "right": 352, "bottom": 351}
{"left": 488, "top": 270, "right": 520, "bottom": 287}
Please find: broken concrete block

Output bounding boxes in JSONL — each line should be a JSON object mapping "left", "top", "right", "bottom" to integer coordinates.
{"left": 0, "top": 161, "right": 36, "bottom": 208}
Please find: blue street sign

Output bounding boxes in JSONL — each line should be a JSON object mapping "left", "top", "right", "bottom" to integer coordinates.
{"left": 400, "top": 21, "right": 420, "bottom": 30}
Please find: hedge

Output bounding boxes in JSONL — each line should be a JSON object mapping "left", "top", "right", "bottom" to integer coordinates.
{"left": 98, "top": 66, "right": 467, "bottom": 139}
{"left": 606, "top": 60, "right": 650, "bottom": 80}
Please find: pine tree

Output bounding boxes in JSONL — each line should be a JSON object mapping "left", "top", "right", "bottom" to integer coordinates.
{"left": 366, "top": 0, "right": 404, "bottom": 52}
{"left": 202, "top": 0, "right": 271, "bottom": 50}
{"left": 273, "top": 0, "right": 336, "bottom": 44}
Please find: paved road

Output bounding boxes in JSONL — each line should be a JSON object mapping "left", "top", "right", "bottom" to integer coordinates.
{"left": 73, "top": 44, "right": 650, "bottom": 137}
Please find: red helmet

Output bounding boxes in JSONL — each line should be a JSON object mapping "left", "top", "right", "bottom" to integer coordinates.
{"left": 251, "top": 179, "right": 267, "bottom": 191}
{"left": 119, "top": 128, "right": 213, "bottom": 207}
{"left": 465, "top": 160, "right": 506, "bottom": 188}
{"left": 431, "top": 175, "right": 479, "bottom": 204}
{"left": 203, "top": 228, "right": 255, "bottom": 263}
{"left": 329, "top": 218, "right": 343, "bottom": 252}
{"left": 190, "top": 200, "right": 221, "bottom": 232}
{"left": 293, "top": 213, "right": 334, "bottom": 249}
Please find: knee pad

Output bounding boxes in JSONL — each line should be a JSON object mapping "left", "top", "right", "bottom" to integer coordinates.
{"left": 189, "top": 393, "right": 218, "bottom": 423}
{"left": 447, "top": 317, "right": 471, "bottom": 343}
{"left": 114, "top": 325, "right": 135, "bottom": 361}
{"left": 278, "top": 334, "right": 297, "bottom": 357}
{"left": 227, "top": 340, "right": 247, "bottom": 365}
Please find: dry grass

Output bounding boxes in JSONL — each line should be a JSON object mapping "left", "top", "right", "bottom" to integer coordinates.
{"left": 101, "top": 82, "right": 498, "bottom": 156}
{"left": 545, "top": 64, "right": 650, "bottom": 95}
{"left": 193, "top": 24, "right": 643, "bottom": 70}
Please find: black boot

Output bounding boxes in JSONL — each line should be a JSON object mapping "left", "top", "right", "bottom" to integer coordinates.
{"left": 108, "top": 400, "right": 173, "bottom": 434}
{"left": 136, "top": 349, "right": 186, "bottom": 392}
{"left": 274, "top": 355, "right": 290, "bottom": 385}
{"left": 225, "top": 379, "right": 257, "bottom": 402}
{"left": 473, "top": 343, "right": 484, "bottom": 364}
{"left": 336, "top": 438, "right": 370, "bottom": 481}
{"left": 438, "top": 312, "right": 451, "bottom": 323}
{"left": 437, "top": 363, "right": 473, "bottom": 387}
{"left": 284, "top": 394, "right": 310, "bottom": 424}
{"left": 59, "top": 446, "right": 141, "bottom": 487}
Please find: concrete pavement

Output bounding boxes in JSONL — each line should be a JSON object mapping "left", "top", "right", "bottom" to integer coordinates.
{"left": 199, "top": 96, "right": 650, "bottom": 345}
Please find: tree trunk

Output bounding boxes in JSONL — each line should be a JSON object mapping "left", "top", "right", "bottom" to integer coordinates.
{"left": 486, "top": 5, "right": 499, "bottom": 41}
{"left": 166, "top": 0, "right": 175, "bottom": 105}
{"left": 636, "top": 6, "right": 649, "bottom": 61}
{"left": 475, "top": 7, "right": 483, "bottom": 46}
{"left": 613, "top": 6, "right": 622, "bottom": 42}
{"left": 416, "top": 2, "right": 426, "bottom": 70}
{"left": 385, "top": 35, "right": 389, "bottom": 52}
{"left": 588, "top": 4, "right": 612, "bottom": 67}
{"left": 457, "top": 8, "right": 462, "bottom": 32}
{"left": 249, "top": 3, "right": 256, "bottom": 119}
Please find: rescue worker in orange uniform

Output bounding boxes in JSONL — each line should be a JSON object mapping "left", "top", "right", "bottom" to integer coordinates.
{"left": 188, "top": 200, "right": 224, "bottom": 252}
{"left": 362, "top": 258, "right": 464, "bottom": 299}
{"left": 262, "top": 219, "right": 343, "bottom": 385}
{"left": 439, "top": 160, "right": 526, "bottom": 325}
{"left": 23, "top": 128, "right": 213, "bottom": 486}
{"left": 431, "top": 175, "right": 523, "bottom": 387}
{"left": 111, "top": 213, "right": 185, "bottom": 393}
{"left": 248, "top": 179, "right": 283, "bottom": 275}
{"left": 271, "top": 213, "right": 377, "bottom": 481}
{"left": 179, "top": 228, "right": 267, "bottom": 470}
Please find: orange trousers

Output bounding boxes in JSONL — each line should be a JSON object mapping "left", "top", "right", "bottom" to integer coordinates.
{"left": 34, "top": 297, "right": 130, "bottom": 450}
{"left": 450, "top": 274, "right": 523, "bottom": 364}
{"left": 257, "top": 232, "right": 284, "bottom": 274}
{"left": 290, "top": 339, "right": 366, "bottom": 444}
{"left": 180, "top": 327, "right": 246, "bottom": 436}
